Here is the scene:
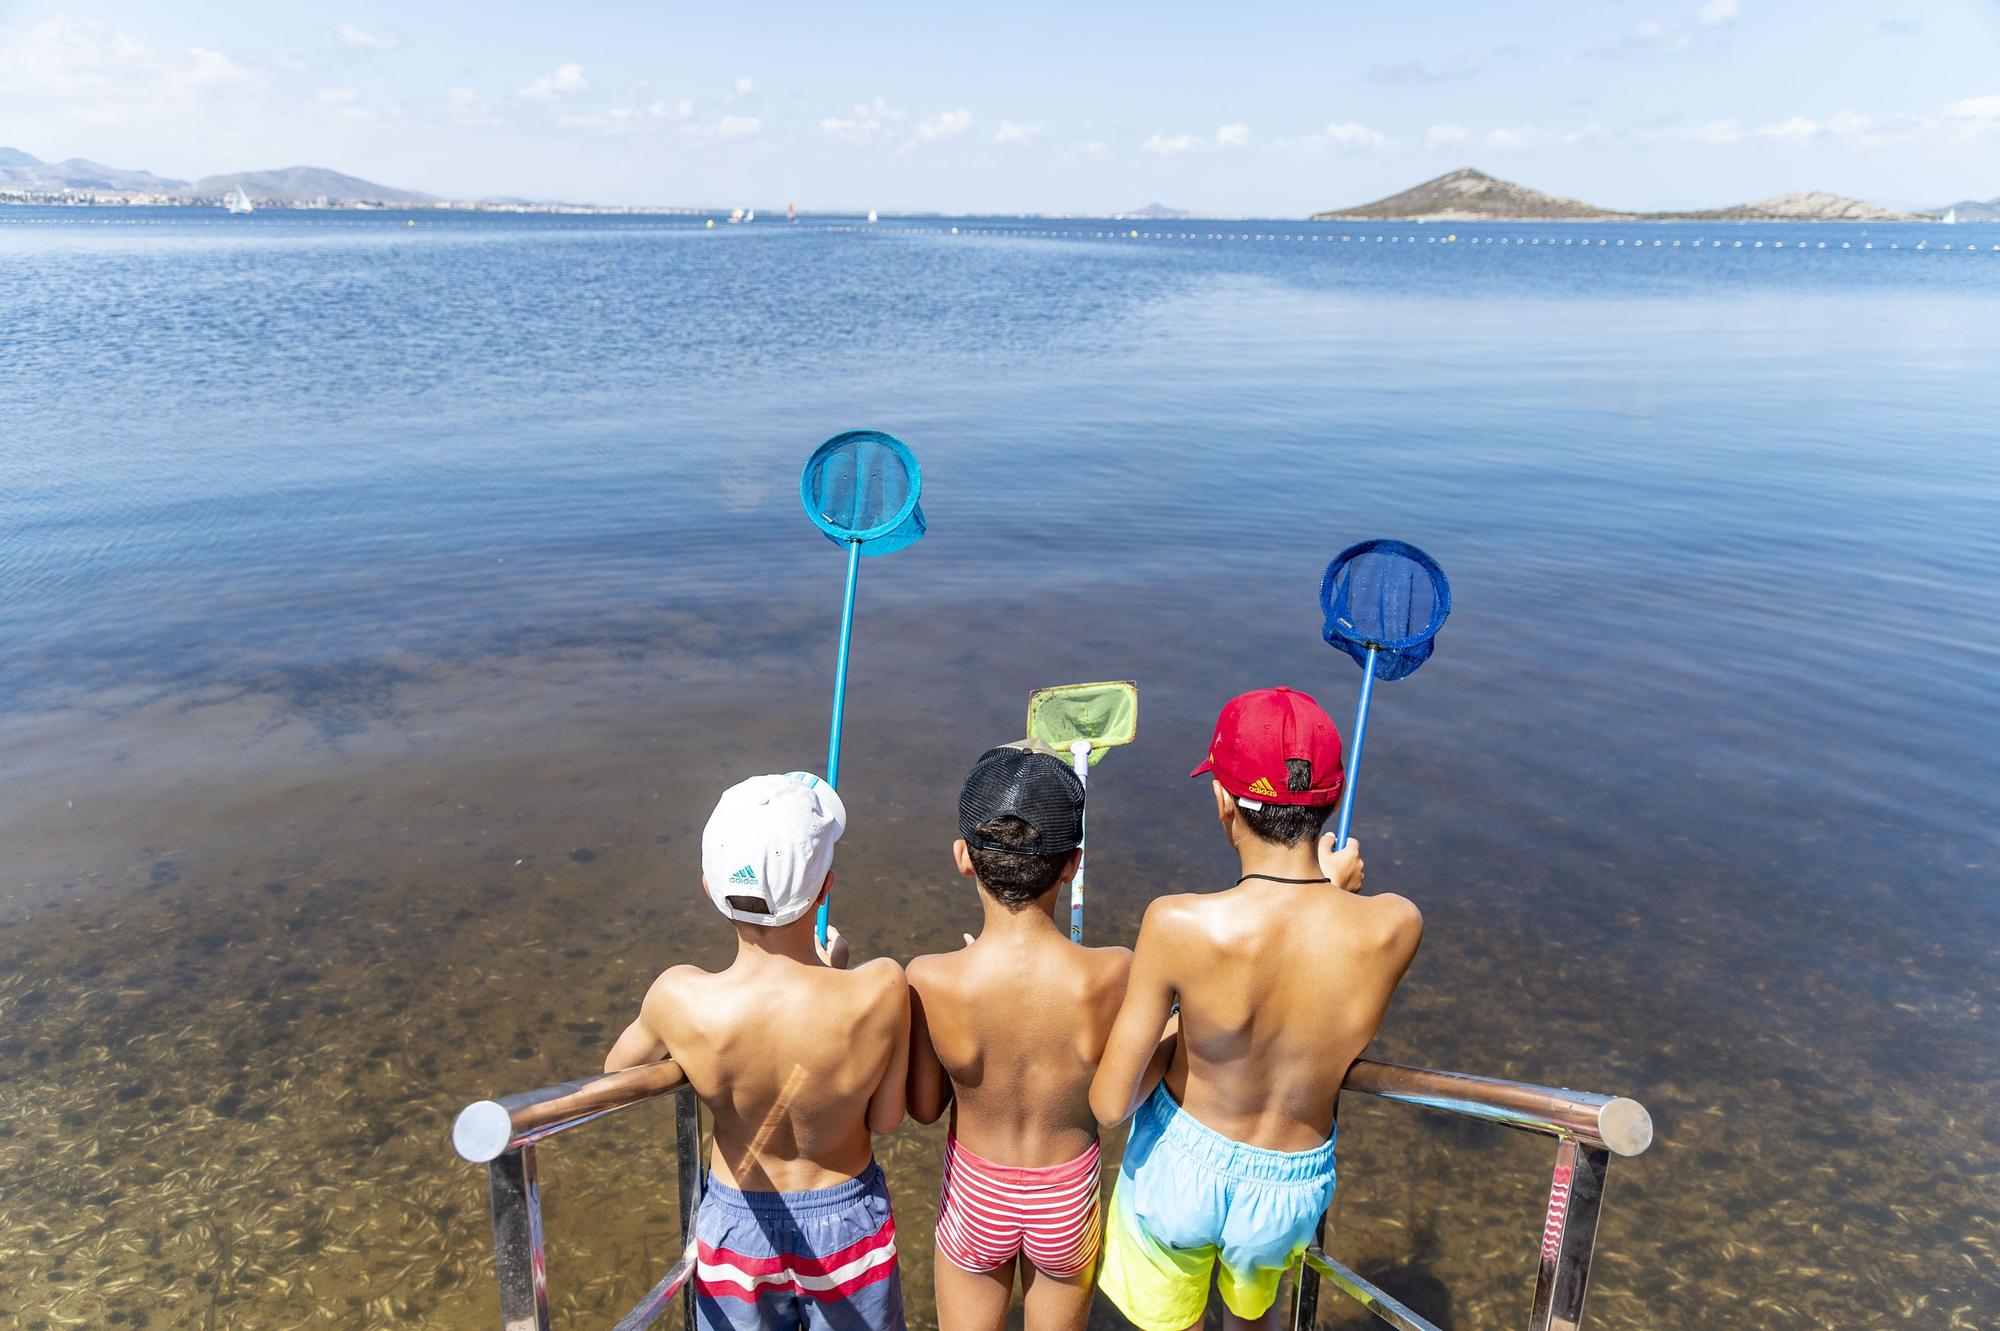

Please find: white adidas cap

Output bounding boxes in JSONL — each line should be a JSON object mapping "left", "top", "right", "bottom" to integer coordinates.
{"left": 701, "top": 773, "right": 847, "bottom": 927}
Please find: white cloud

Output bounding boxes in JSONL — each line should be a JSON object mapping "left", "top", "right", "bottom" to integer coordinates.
{"left": 1825, "top": 109, "right": 1872, "bottom": 136}
{"left": 515, "top": 63, "right": 588, "bottom": 102}
{"left": 1323, "top": 121, "right": 1389, "bottom": 151}
{"left": 316, "top": 85, "right": 360, "bottom": 105}
{"left": 1426, "top": 123, "right": 1471, "bottom": 148}
{"left": 993, "top": 120, "right": 1041, "bottom": 147}
{"left": 1942, "top": 94, "right": 2000, "bottom": 125}
{"left": 1215, "top": 121, "right": 1252, "bottom": 149}
{"left": 1082, "top": 140, "right": 1109, "bottom": 158}
{"left": 446, "top": 85, "right": 500, "bottom": 128}
{"left": 0, "top": 15, "right": 267, "bottom": 126}
{"left": 713, "top": 115, "right": 760, "bottom": 140}
{"left": 820, "top": 97, "right": 904, "bottom": 144}
{"left": 1597, "top": 3, "right": 1739, "bottom": 59}
{"left": 916, "top": 108, "right": 972, "bottom": 142}
{"left": 334, "top": 23, "right": 399, "bottom": 51}
{"left": 1140, "top": 132, "right": 1204, "bottom": 155}
{"left": 1759, "top": 115, "right": 1820, "bottom": 142}
{"left": 726, "top": 75, "right": 754, "bottom": 103}
{"left": 1486, "top": 126, "right": 1532, "bottom": 151}
{"left": 559, "top": 98, "right": 701, "bottom": 133}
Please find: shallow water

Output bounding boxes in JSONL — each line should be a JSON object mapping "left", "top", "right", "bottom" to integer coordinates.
{"left": 1, "top": 208, "right": 1996, "bottom": 1330}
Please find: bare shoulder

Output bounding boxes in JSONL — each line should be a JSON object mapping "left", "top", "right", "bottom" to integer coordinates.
{"left": 905, "top": 949, "right": 965, "bottom": 996}
{"left": 639, "top": 963, "right": 713, "bottom": 1038}
{"left": 643, "top": 962, "right": 709, "bottom": 1007}
{"left": 1137, "top": 891, "right": 1210, "bottom": 940}
{"left": 1083, "top": 942, "right": 1134, "bottom": 987}
{"left": 848, "top": 955, "right": 909, "bottom": 1012}
{"left": 1354, "top": 892, "right": 1424, "bottom": 950}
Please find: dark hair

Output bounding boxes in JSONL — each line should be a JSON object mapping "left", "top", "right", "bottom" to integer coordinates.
{"left": 966, "top": 815, "right": 1072, "bottom": 909}
{"left": 1238, "top": 759, "right": 1337, "bottom": 848}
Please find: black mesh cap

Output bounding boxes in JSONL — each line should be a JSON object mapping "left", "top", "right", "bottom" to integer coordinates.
{"left": 958, "top": 747, "right": 1085, "bottom": 853}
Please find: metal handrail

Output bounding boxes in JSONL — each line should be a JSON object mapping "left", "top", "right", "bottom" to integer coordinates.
{"left": 455, "top": 1057, "right": 1651, "bottom": 1331}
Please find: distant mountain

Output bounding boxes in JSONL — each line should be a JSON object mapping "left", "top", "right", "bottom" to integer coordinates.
{"left": 1313, "top": 168, "right": 1623, "bottom": 221}
{"left": 1929, "top": 196, "right": 2000, "bottom": 221}
{"left": 191, "top": 165, "right": 433, "bottom": 205}
{"left": 1115, "top": 202, "right": 1192, "bottom": 219}
{"left": 1658, "top": 192, "right": 1929, "bottom": 222}
{"left": 1312, "top": 167, "right": 1932, "bottom": 223}
{"left": 0, "top": 149, "right": 187, "bottom": 193}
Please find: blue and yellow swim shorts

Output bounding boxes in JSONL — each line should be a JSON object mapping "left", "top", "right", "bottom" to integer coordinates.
{"left": 1099, "top": 1084, "right": 1337, "bottom": 1331}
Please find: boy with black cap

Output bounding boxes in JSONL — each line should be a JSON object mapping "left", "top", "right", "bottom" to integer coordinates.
{"left": 605, "top": 772, "right": 911, "bottom": 1331}
{"left": 905, "top": 744, "right": 1158, "bottom": 1331}
{"left": 1089, "top": 688, "right": 1423, "bottom": 1331}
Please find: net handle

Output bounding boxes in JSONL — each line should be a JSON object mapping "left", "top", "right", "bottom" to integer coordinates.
{"left": 816, "top": 538, "right": 862, "bottom": 949}
{"left": 1332, "top": 646, "right": 1377, "bottom": 849}
{"left": 1067, "top": 741, "right": 1091, "bottom": 942}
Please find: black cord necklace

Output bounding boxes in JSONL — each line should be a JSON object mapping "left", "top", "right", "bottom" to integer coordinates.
{"left": 1235, "top": 873, "right": 1332, "bottom": 886}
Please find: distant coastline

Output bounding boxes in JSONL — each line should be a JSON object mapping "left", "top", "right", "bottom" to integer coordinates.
{"left": 1312, "top": 167, "right": 1948, "bottom": 224}
{"left": 5, "top": 146, "right": 1988, "bottom": 221}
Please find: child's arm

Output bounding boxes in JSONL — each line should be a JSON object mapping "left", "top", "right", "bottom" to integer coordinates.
{"left": 864, "top": 963, "right": 912, "bottom": 1134}
{"left": 904, "top": 960, "right": 954, "bottom": 1125}
{"left": 1090, "top": 901, "right": 1182, "bottom": 1127}
{"left": 604, "top": 971, "right": 677, "bottom": 1073}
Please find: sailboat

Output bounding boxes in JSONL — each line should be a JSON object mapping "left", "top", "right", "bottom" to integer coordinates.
{"left": 728, "top": 207, "right": 744, "bottom": 224}
{"left": 225, "top": 185, "right": 254, "bottom": 215}
{"left": 1942, "top": 207, "right": 1957, "bottom": 225}
{"left": 788, "top": 202, "right": 797, "bottom": 224}
{"left": 867, "top": 208, "right": 878, "bottom": 224}
{"left": 746, "top": 208, "right": 755, "bottom": 222}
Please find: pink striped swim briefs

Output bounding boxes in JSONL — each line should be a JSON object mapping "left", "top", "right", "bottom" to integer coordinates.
{"left": 934, "top": 1134, "right": 1103, "bottom": 1278}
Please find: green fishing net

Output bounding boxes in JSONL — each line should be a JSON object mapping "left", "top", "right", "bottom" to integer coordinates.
{"left": 1026, "top": 681, "right": 1139, "bottom": 767}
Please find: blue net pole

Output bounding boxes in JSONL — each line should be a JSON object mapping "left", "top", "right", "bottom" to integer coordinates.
{"left": 1333, "top": 645, "right": 1378, "bottom": 849}
{"left": 1067, "top": 742, "right": 1089, "bottom": 943}
{"left": 817, "top": 538, "right": 862, "bottom": 947}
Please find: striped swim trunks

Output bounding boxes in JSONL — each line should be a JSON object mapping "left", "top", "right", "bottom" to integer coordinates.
{"left": 693, "top": 1161, "right": 905, "bottom": 1331}
{"left": 934, "top": 1135, "right": 1103, "bottom": 1278}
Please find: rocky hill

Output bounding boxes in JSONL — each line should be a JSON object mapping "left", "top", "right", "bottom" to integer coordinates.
{"left": 1312, "top": 168, "right": 1624, "bottom": 221}
{"left": 1661, "top": 191, "right": 1928, "bottom": 222}
{"left": 1929, "top": 196, "right": 2000, "bottom": 221}
{"left": 1313, "top": 168, "right": 1932, "bottom": 223}
{"left": 0, "top": 147, "right": 427, "bottom": 204}
{"left": 0, "top": 148, "right": 186, "bottom": 193}
{"left": 191, "top": 166, "right": 432, "bottom": 205}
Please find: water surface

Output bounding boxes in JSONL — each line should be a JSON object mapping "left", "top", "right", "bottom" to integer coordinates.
{"left": 1, "top": 208, "right": 1996, "bottom": 1329}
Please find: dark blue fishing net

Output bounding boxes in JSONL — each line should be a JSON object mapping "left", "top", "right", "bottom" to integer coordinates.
{"left": 800, "top": 430, "right": 926, "bottom": 556}
{"left": 1321, "top": 539, "right": 1450, "bottom": 681}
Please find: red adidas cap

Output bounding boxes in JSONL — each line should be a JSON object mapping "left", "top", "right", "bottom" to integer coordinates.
{"left": 1190, "top": 687, "right": 1344, "bottom": 806}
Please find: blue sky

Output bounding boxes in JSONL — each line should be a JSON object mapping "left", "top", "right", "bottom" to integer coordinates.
{"left": 2, "top": 1, "right": 1996, "bottom": 212}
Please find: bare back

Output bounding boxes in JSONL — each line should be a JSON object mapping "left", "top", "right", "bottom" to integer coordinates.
{"left": 909, "top": 932, "right": 1130, "bottom": 1166}
{"left": 641, "top": 954, "right": 907, "bottom": 1192}
{"left": 1141, "top": 881, "right": 1420, "bottom": 1152}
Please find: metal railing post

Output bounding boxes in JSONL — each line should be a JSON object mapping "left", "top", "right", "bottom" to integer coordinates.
{"left": 677, "top": 1090, "right": 705, "bottom": 1327}
{"left": 486, "top": 1145, "right": 551, "bottom": 1331}
{"left": 1291, "top": 1214, "right": 1326, "bottom": 1330}
{"left": 1527, "top": 1141, "right": 1610, "bottom": 1331}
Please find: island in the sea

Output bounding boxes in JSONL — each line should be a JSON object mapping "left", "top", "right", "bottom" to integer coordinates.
{"left": 1313, "top": 168, "right": 1934, "bottom": 223}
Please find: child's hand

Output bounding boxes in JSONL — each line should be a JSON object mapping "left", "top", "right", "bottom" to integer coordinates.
{"left": 1317, "top": 835, "right": 1365, "bottom": 893}
{"left": 817, "top": 924, "right": 851, "bottom": 969}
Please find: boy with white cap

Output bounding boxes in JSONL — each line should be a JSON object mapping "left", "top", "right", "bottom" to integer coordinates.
{"left": 606, "top": 772, "right": 912, "bottom": 1331}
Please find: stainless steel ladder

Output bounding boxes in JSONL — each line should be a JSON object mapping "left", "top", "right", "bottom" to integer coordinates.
{"left": 454, "top": 1058, "right": 1652, "bottom": 1331}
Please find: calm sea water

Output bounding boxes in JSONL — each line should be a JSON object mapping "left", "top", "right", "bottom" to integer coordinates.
{"left": 1, "top": 207, "right": 1995, "bottom": 1330}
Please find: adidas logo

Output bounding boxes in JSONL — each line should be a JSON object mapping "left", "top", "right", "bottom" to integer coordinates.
{"left": 728, "top": 865, "right": 759, "bottom": 885}
{"left": 1246, "top": 776, "right": 1279, "bottom": 798}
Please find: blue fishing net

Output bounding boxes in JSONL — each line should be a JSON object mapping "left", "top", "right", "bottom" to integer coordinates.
{"left": 800, "top": 430, "right": 926, "bottom": 556}
{"left": 1321, "top": 539, "right": 1451, "bottom": 681}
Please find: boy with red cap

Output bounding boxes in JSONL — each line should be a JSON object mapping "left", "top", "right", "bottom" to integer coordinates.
{"left": 1088, "top": 688, "right": 1423, "bottom": 1331}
